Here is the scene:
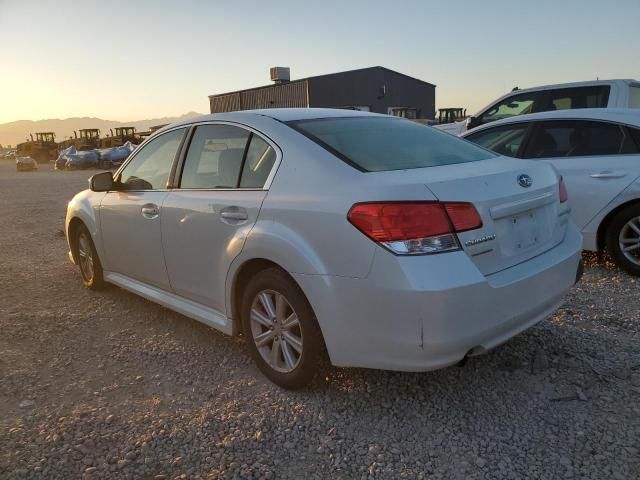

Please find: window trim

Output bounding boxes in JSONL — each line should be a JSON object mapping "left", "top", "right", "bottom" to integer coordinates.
{"left": 172, "top": 120, "right": 283, "bottom": 192}
{"left": 112, "top": 125, "right": 189, "bottom": 192}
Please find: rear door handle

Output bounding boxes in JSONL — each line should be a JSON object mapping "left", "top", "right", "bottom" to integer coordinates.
{"left": 590, "top": 171, "right": 627, "bottom": 179}
{"left": 220, "top": 207, "right": 248, "bottom": 224}
{"left": 141, "top": 203, "right": 159, "bottom": 219}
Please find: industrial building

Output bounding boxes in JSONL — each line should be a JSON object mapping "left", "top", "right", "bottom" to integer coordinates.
{"left": 209, "top": 66, "right": 436, "bottom": 120}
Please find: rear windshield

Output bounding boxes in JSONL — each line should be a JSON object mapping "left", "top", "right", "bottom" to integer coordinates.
{"left": 287, "top": 116, "right": 495, "bottom": 172}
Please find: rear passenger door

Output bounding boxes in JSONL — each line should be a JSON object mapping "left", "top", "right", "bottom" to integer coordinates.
{"left": 522, "top": 120, "right": 640, "bottom": 228}
{"left": 161, "top": 123, "right": 279, "bottom": 314}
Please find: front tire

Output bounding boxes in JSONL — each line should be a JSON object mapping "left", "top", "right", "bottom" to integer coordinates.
{"left": 606, "top": 204, "right": 640, "bottom": 276}
{"left": 74, "top": 225, "right": 105, "bottom": 289}
{"left": 241, "top": 268, "right": 325, "bottom": 389}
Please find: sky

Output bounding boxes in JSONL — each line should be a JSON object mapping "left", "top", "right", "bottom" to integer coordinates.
{"left": 0, "top": 0, "right": 639, "bottom": 123}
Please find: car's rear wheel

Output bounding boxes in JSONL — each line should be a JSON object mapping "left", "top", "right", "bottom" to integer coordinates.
{"left": 606, "top": 204, "right": 640, "bottom": 276}
{"left": 75, "top": 225, "right": 105, "bottom": 289}
{"left": 241, "top": 268, "right": 325, "bottom": 389}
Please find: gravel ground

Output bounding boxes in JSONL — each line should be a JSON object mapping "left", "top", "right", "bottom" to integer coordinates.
{"left": 0, "top": 161, "right": 639, "bottom": 480}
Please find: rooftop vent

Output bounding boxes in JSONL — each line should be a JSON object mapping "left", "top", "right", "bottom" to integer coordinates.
{"left": 270, "top": 67, "right": 290, "bottom": 84}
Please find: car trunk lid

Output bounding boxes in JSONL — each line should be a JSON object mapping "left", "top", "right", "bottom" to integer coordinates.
{"left": 419, "top": 157, "right": 566, "bottom": 275}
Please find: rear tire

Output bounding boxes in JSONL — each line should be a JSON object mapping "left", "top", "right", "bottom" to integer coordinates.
{"left": 74, "top": 225, "right": 105, "bottom": 289}
{"left": 241, "top": 268, "right": 325, "bottom": 389}
{"left": 606, "top": 204, "right": 640, "bottom": 276}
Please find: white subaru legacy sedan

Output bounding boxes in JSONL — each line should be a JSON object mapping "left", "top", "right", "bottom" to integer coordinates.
{"left": 66, "top": 109, "right": 583, "bottom": 388}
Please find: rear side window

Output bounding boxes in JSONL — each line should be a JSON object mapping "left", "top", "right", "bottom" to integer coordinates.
{"left": 465, "top": 123, "right": 530, "bottom": 158}
{"left": 523, "top": 120, "right": 625, "bottom": 159}
{"left": 628, "top": 127, "right": 640, "bottom": 150}
{"left": 181, "top": 125, "right": 250, "bottom": 189}
{"left": 543, "top": 86, "right": 610, "bottom": 111}
{"left": 629, "top": 86, "right": 640, "bottom": 108}
{"left": 288, "top": 117, "right": 494, "bottom": 172}
{"left": 239, "top": 135, "right": 277, "bottom": 188}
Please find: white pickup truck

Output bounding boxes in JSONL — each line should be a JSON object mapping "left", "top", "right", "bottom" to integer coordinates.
{"left": 436, "top": 79, "right": 640, "bottom": 135}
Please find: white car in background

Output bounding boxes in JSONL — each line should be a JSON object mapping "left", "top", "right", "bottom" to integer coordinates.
{"left": 462, "top": 108, "right": 640, "bottom": 275}
{"left": 438, "top": 79, "right": 640, "bottom": 136}
{"left": 65, "top": 109, "right": 583, "bottom": 388}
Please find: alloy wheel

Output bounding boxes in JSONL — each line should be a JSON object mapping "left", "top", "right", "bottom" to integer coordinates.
{"left": 250, "top": 290, "right": 303, "bottom": 373}
{"left": 619, "top": 216, "right": 640, "bottom": 266}
{"left": 77, "top": 232, "right": 94, "bottom": 281}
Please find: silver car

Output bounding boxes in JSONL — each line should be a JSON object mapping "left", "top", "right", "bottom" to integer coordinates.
{"left": 66, "top": 109, "right": 582, "bottom": 388}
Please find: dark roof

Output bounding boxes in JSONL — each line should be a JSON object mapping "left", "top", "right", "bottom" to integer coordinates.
{"left": 208, "top": 66, "right": 436, "bottom": 99}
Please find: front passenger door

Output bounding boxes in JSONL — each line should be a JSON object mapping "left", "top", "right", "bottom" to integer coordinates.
{"left": 100, "top": 128, "right": 186, "bottom": 290}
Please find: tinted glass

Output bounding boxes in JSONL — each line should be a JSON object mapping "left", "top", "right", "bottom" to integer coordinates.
{"left": 181, "top": 124, "right": 250, "bottom": 189}
{"left": 289, "top": 117, "right": 494, "bottom": 172}
{"left": 544, "top": 86, "right": 610, "bottom": 111}
{"left": 523, "top": 120, "right": 625, "bottom": 159}
{"left": 466, "top": 124, "right": 530, "bottom": 158}
{"left": 629, "top": 86, "right": 640, "bottom": 108}
{"left": 627, "top": 127, "right": 640, "bottom": 151}
{"left": 239, "top": 135, "right": 277, "bottom": 188}
{"left": 478, "top": 92, "right": 538, "bottom": 125}
{"left": 119, "top": 128, "right": 185, "bottom": 190}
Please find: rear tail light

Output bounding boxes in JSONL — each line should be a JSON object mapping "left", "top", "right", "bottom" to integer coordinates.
{"left": 347, "top": 201, "right": 482, "bottom": 255}
{"left": 559, "top": 176, "right": 568, "bottom": 203}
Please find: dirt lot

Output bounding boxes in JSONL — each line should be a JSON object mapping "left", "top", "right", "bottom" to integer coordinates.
{"left": 0, "top": 160, "right": 639, "bottom": 480}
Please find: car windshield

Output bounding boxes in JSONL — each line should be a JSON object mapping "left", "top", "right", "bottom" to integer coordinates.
{"left": 287, "top": 116, "right": 494, "bottom": 172}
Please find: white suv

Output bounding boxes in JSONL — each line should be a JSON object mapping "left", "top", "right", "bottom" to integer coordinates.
{"left": 437, "top": 79, "right": 640, "bottom": 135}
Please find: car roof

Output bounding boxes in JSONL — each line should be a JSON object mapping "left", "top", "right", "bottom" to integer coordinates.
{"left": 462, "top": 108, "right": 640, "bottom": 136}
{"left": 157, "top": 108, "right": 387, "bottom": 133}
{"left": 503, "top": 78, "right": 638, "bottom": 95}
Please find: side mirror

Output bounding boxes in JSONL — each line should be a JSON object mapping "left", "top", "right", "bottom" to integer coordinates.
{"left": 465, "top": 116, "right": 478, "bottom": 130}
{"left": 89, "top": 171, "right": 114, "bottom": 192}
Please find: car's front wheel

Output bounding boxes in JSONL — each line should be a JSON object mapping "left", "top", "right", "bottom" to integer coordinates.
{"left": 241, "top": 268, "right": 325, "bottom": 389}
{"left": 74, "top": 225, "right": 105, "bottom": 289}
{"left": 606, "top": 204, "right": 640, "bottom": 276}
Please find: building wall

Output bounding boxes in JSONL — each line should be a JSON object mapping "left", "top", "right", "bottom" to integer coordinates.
{"left": 210, "top": 81, "right": 308, "bottom": 113}
{"left": 307, "top": 68, "right": 435, "bottom": 119}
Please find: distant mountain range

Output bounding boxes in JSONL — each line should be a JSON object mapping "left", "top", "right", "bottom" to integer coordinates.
{"left": 0, "top": 112, "right": 204, "bottom": 147}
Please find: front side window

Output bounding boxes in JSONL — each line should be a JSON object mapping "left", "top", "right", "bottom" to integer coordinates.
{"left": 180, "top": 124, "right": 250, "bottom": 189}
{"left": 477, "top": 92, "right": 539, "bottom": 125}
{"left": 288, "top": 116, "right": 494, "bottom": 172}
{"left": 523, "top": 120, "right": 625, "bottom": 159}
{"left": 119, "top": 128, "right": 186, "bottom": 190}
{"left": 543, "top": 86, "right": 610, "bottom": 111}
{"left": 465, "top": 123, "right": 530, "bottom": 158}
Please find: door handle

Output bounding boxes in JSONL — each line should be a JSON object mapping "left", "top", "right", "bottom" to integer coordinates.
{"left": 220, "top": 211, "right": 248, "bottom": 221}
{"left": 590, "top": 171, "right": 627, "bottom": 179}
{"left": 220, "top": 207, "right": 248, "bottom": 224}
{"left": 141, "top": 203, "right": 159, "bottom": 219}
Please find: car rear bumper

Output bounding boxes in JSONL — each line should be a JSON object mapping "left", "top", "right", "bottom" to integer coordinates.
{"left": 294, "top": 222, "right": 583, "bottom": 371}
